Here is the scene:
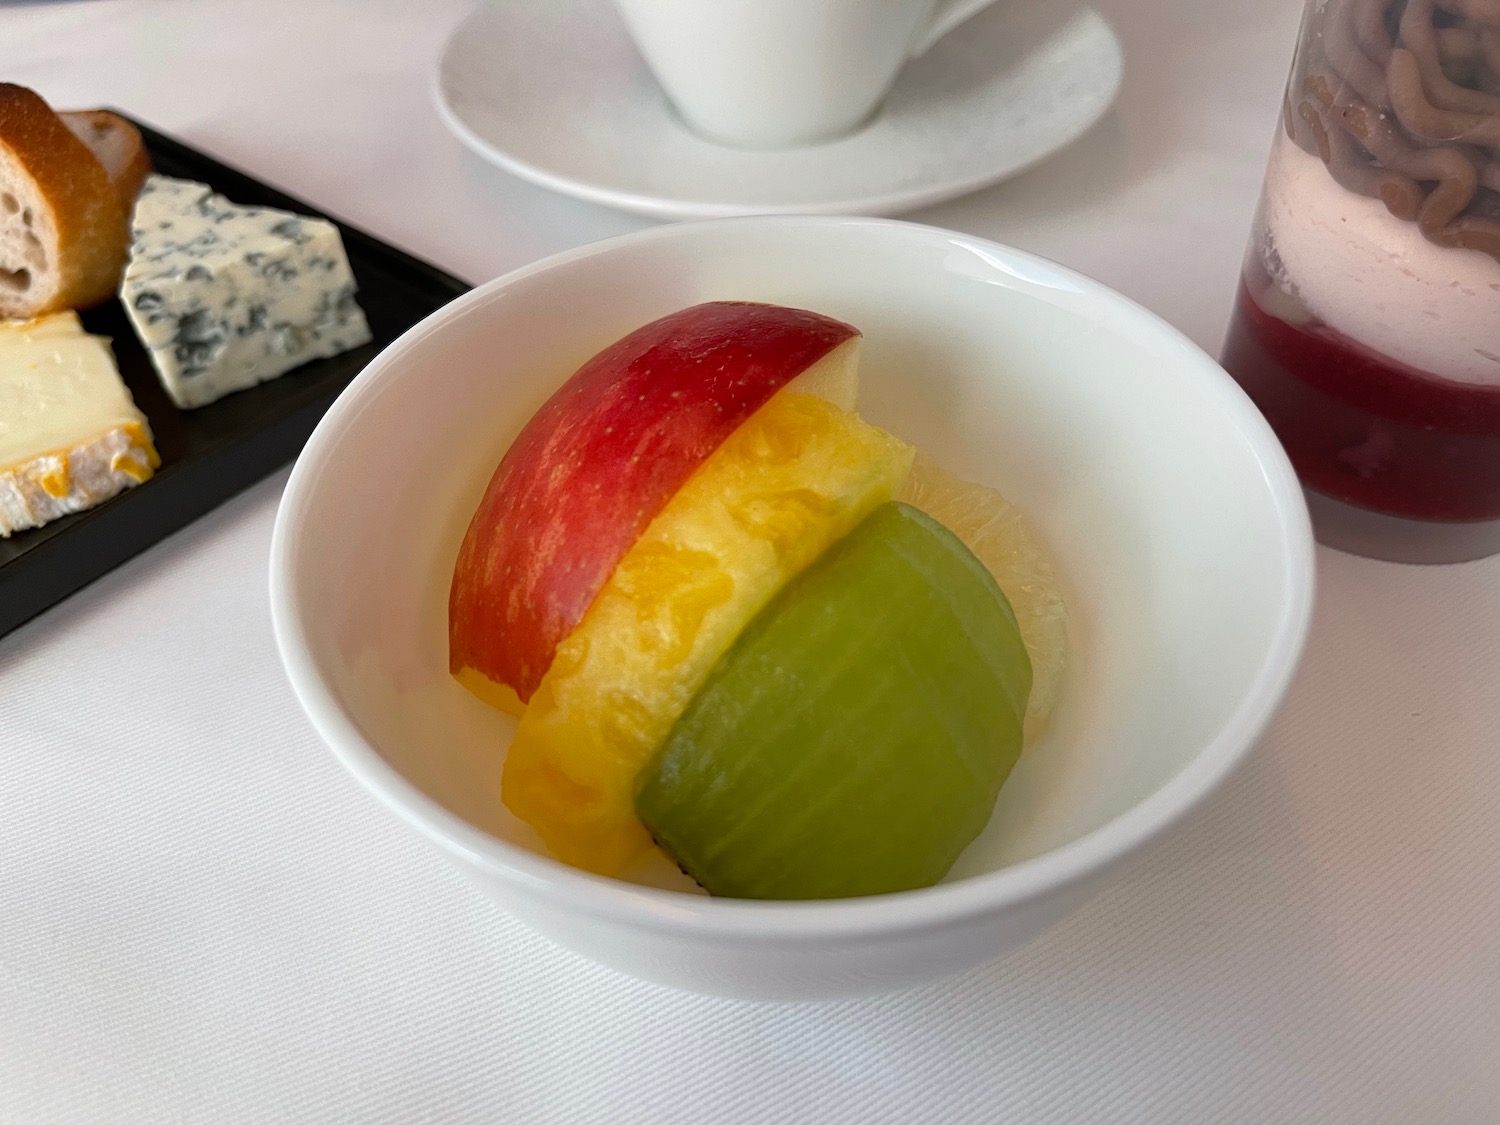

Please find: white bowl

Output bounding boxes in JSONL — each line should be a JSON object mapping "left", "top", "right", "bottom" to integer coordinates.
{"left": 269, "top": 217, "right": 1315, "bottom": 1001}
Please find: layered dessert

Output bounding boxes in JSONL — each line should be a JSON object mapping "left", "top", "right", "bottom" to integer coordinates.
{"left": 1221, "top": 0, "right": 1500, "bottom": 554}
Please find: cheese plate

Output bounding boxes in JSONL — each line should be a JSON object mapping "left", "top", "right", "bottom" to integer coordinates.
{"left": 0, "top": 114, "right": 470, "bottom": 639}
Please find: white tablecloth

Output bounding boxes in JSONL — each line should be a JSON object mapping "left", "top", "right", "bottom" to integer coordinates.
{"left": 3, "top": 1, "right": 1496, "bottom": 1121}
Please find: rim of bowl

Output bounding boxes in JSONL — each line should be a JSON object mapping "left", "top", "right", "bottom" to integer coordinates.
{"left": 270, "top": 215, "right": 1316, "bottom": 941}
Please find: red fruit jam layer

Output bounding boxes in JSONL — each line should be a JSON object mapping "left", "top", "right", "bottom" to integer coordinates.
{"left": 1221, "top": 279, "right": 1500, "bottom": 522}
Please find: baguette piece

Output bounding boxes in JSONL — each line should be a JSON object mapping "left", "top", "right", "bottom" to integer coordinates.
{"left": 0, "top": 84, "right": 130, "bottom": 318}
{"left": 61, "top": 110, "right": 151, "bottom": 206}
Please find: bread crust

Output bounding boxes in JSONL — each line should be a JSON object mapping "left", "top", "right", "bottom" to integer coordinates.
{"left": 60, "top": 109, "right": 151, "bottom": 205}
{"left": 0, "top": 83, "right": 128, "bottom": 317}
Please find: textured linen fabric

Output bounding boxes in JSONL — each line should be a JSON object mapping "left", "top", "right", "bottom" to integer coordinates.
{"left": 2, "top": 1, "right": 1497, "bottom": 1122}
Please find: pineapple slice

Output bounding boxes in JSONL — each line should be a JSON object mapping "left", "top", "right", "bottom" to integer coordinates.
{"left": 502, "top": 392, "right": 913, "bottom": 875}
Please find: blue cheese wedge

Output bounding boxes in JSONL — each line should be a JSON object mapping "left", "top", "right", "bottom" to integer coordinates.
{"left": 0, "top": 311, "right": 158, "bottom": 537}
{"left": 120, "top": 175, "right": 373, "bottom": 409}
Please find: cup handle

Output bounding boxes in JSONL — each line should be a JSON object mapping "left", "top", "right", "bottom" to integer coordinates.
{"left": 908, "top": 0, "right": 1003, "bottom": 57}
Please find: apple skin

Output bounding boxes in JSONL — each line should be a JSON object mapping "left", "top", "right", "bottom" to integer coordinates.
{"left": 449, "top": 301, "right": 860, "bottom": 704}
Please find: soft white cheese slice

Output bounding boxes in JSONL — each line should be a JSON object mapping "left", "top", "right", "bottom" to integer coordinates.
{"left": 121, "top": 175, "right": 374, "bottom": 409}
{"left": 0, "top": 312, "right": 158, "bottom": 536}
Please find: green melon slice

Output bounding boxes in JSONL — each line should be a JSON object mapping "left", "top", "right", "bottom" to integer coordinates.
{"left": 634, "top": 501, "right": 1031, "bottom": 899}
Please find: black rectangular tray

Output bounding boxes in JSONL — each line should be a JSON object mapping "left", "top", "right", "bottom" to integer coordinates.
{"left": 0, "top": 115, "right": 471, "bottom": 639}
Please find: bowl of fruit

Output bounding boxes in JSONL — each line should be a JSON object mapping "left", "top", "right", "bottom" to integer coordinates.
{"left": 269, "top": 216, "right": 1315, "bottom": 1000}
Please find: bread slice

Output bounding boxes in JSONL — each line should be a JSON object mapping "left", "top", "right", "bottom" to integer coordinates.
{"left": 60, "top": 110, "right": 151, "bottom": 206}
{"left": 0, "top": 84, "right": 130, "bottom": 318}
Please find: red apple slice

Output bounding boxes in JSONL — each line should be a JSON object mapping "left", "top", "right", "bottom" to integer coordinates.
{"left": 449, "top": 301, "right": 861, "bottom": 706}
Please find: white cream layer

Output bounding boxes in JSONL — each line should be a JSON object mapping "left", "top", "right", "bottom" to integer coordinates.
{"left": 1262, "top": 132, "right": 1500, "bottom": 386}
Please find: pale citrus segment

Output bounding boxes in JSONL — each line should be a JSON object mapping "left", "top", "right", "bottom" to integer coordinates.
{"left": 897, "top": 451, "right": 1067, "bottom": 742}
{"left": 502, "top": 392, "right": 914, "bottom": 875}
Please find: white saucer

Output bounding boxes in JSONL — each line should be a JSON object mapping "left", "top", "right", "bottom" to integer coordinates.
{"left": 435, "top": 0, "right": 1124, "bottom": 221}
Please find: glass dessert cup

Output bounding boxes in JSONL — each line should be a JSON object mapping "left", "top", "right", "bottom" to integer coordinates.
{"left": 1222, "top": 0, "right": 1500, "bottom": 563}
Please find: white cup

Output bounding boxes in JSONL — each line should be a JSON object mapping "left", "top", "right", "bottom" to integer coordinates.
{"left": 612, "top": 0, "right": 1005, "bottom": 149}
